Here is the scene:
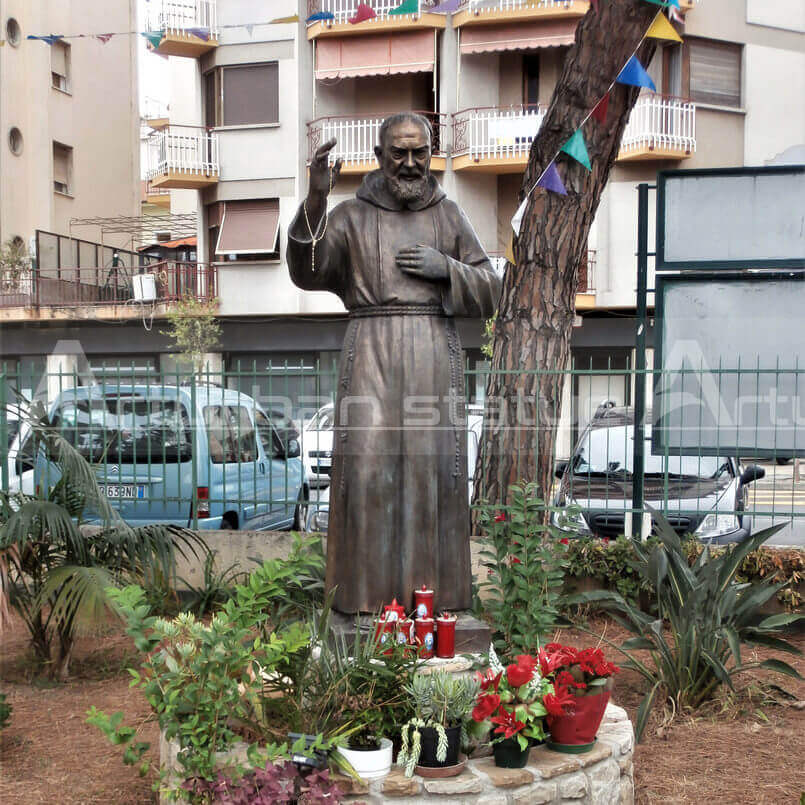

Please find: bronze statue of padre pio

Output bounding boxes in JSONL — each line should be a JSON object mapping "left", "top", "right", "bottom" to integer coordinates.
{"left": 287, "top": 112, "right": 501, "bottom": 614}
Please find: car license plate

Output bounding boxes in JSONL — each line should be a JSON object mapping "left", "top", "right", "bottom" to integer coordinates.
{"left": 100, "top": 484, "right": 145, "bottom": 499}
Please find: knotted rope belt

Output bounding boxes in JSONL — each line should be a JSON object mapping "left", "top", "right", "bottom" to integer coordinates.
{"left": 349, "top": 303, "right": 445, "bottom": 318}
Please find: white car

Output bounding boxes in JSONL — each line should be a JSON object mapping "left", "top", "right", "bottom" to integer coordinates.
{"left": 302, "top": 404, "right": 335, "bottom": 489}
{"left": 5, "top": 412, "right": 35, "bottom": 495}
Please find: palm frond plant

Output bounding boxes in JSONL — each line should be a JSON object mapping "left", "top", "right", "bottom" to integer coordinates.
{"left": 569, "top": 515, "right": 803, "bottom": 740}
{"left": 179, "top": 550, "right": 246, "bottom": 616}
{"left": 0, "top": 395, "right": 205, "bottom": 679}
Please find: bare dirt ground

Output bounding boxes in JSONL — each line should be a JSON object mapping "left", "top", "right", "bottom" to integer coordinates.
{"left": 1, "top": 615, "right": 803, "bottom": 804}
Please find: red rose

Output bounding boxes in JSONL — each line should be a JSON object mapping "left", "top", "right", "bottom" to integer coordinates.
{"left": 514, "top": 655, "right": 536, "bottom": 672}
{"left": 560, "top": 537, "right": 570, "bottom": 546}
{"left": 471, "top": 693, "right": 501, "bottom": 722}
{"left": 506, "top": 662, "right": 533, "bottom": 689}
{"left": 490, "top": 706, "right": 526, "bottom": 739}
{"left": 543, "top": 685, "right": 576, "bottom": 717}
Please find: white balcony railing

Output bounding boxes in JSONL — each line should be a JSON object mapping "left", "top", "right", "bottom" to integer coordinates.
{"left": 308, "top": 113, "right": 447, "bottom": 166}
{"left": 452, "top": 105, "right": 547, "bottom": 161}
{"left": 459, "top": 0, "right": 586, "bottom": 13}
{"left": 146, "top": 0, "right": 219, "bottom": 37}
{"left": 620, "top": 94, "right": 696, "bottom": 157}
{"left": 307, "top": 0, "right": 425, "bottom": 25}
{"left": 146, "top": 126, "right": 220, "bottom": 180}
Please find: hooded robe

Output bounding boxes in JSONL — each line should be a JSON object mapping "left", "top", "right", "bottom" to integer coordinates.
{"left": 287, "top": 170, "right": 500, "bottom": 613}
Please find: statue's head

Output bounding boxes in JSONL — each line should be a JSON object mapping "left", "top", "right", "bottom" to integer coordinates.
{"left": 374, "top": 113, "right": 433, "bottom": 204}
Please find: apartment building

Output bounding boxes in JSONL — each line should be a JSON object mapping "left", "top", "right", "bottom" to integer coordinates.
{"left": 4, "top": 0, "right": 803, "bottom": 431}
{"left": 0, "top": 0, "right": 141, "bottom": 389}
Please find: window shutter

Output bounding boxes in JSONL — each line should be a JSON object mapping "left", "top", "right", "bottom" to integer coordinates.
{"left": 689, "top": 40, "right": 741, "bottom": 107}
{"left": 222, "top": 63, "right": 279, "bottom": 126}
{"left": 51, "top": 42, "right": 68, "bottom": 77}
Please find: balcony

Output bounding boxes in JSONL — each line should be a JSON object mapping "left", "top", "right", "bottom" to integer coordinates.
{"left": 618, "top": 94, "right": 696, "bottom": 162}
{"left": 306, "top": 0, "right": 447, "bottom": 39}
{"left": 452, "top": 0, "right": 589, "bottom": 28}
{"left": 0, "top": 262, "right": 217, "bottom": 322}
{"left": 145, "top": 0, "right": 219, "bottom": 57}
{"left": 146, "top": 125, "right": 220, "bottom": 190}
{"left": 452, "top": 105, "right": 546, "bottom": 173}
{"left": 307, "top": 113, "right": 447, "bottom": 174}
{"left": 141, "top": 180, "right": 171, "bottom": 209}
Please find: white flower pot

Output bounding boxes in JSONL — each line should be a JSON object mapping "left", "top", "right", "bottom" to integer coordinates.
{"left": 335, "top": 737, "right": 393, "bottom": 780}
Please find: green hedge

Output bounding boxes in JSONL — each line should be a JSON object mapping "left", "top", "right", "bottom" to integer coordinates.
{"left": 564, "top": 536, "right": 803, "bottom": 612}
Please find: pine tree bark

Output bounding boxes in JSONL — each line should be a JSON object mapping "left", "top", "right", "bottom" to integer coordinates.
{"left": 476, "top": 0, "right": 660, "bottom": 510}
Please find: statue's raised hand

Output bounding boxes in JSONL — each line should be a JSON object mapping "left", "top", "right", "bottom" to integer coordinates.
{"left": 307, "top": 138, "right": 343, "bottom": 220}
{"left": 396, "top": 244, "right": 448, "bottom": 282}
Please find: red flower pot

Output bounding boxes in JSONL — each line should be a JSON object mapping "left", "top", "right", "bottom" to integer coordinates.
{"left": 546, "top": 691, "right": 611, "bottom": 752}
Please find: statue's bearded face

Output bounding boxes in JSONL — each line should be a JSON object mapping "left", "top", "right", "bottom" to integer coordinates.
{"left": 375, "top": 120, "right": 432, "bottom": 204}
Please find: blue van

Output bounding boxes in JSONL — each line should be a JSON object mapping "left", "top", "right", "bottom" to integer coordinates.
{"left": 35, "top": 385, "right": 308, "bottom": 531}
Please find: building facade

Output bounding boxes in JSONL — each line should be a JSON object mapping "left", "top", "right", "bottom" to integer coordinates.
{"left": 2, "top": 0, "right": 803, "bottom": 444}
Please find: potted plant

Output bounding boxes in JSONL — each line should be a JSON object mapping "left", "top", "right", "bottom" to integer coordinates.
{"left": 539, "top": 643, "right": 619, "bottom": 753}
{"left": 469, "top": 647, "right": 551, "bottom": 768}
{"left": 334, "top": 696, "right": 394, "bottom": 780}
{"left": 397, "top": 671, "right": 479, "bottom": 777}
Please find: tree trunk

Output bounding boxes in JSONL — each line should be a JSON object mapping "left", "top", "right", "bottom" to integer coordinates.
{"left": 476, "top": 0, "right": 659, "bottom": 511}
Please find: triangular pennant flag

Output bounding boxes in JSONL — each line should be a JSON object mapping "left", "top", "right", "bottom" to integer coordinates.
{"left": 95, "top": 33, "right": 114, "bottom": 44}
{"left": 430, "top": 0, "right": 461, "bottom": 11}
{"left": 186, "top": 26, "right": 210, "bottom": 41}
{"left": 389, "top": 0, "right": 419, "bottom": 14}
{"left": 669, "top": 6, "right": 684, "bottom": 23}
{"left": 27, "top": 34, "right": 64, "bottom": 45}
{"left": 537, "top": 161, "right": 568, "bottom": 195}
{"left": 504, "top": 236, "right": 516, "bottom": 265}
{"left": 270, "top": 15, "right": 299, "bottom": 24}
{"left": 306, "top": 11, "right": 335, "bottom": 22}
{"left": 560, "top": 129, "right": 592, "bottom": 171}
{"left": 591, "top": 93, "right": 609, "bottom": 124}
{"left": 511, "top": 197, "right": 528, "bottom": 236}
{"left": 141, "top": 31, "right": 164, "bottom": 49}
{"left": 646, "top": 12, "right": 682, "bottom": 43}
{"left": 616, "top": 55, "right": 656, "bottom": 92}
{"left": 244, "top": 23, "right": 254, "bottom": 36}
{"left": 349, "top": 2, "right": 377, "bottom": 23}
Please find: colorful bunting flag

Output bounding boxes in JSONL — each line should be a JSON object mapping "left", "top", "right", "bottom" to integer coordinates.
{"left": 141, "top": 31, "right": 164, "bottom": 49}
{"left": 511, "top": 197, "right": 528, "bottom": 236}
{"left": 616, "top": 55, "right": 656, "bottom": 91}
{"left": 186, "top": 27, "right": 211, "bottom": 41}
{"left": 537, "top": 161, "right": 568, "bottom": 195}
{"left": 645, "top": 12, "right": 682, "bottom": 43}
{"left": 505, "top": 236, "right": 516, "bottom": 265}
{"left": 27, "top": 34, "right": 65, "bottom": 45}
{"left": 561, "top": 129, "right": 592, "bottom": 171}
{"left": 591, "top": 93, "right": 609, "bottom": 124}
{"left": 349, "top": 3, "right": 377, "bottom": 23}
{"left": 270, "top": 15, "right": 299, "bottom": 24}
{"left": 95, "top": 33, "right": 114, "bottom": 43}
{"left": 306, "top": 11, "right": 335, "bottom": 22}
{"left": 429, "top": 0, "right": 461, "bottom": 11}
{"left": 390, "top": 0, "right": 420, "bottom": 14}
{"left": 669, "top": 6, "right": 684, "bottom": 23}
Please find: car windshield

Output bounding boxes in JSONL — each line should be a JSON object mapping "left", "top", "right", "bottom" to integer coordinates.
{"left": 53, "top": 396, "right": 191, "bottom": 463}
{"left": 307, "top": 407, "right": 334, "bottom": 431}
{"left": 572, "top": 425, "right": 728, "bottom": 479}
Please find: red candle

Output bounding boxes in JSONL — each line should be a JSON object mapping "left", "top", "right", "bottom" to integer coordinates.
{"left": 374, "top": 616, "right": 395, "bottom": 651}
{"left": 436, "top": 613, "right": 457, "bottom": 658}
{"left": 414, "top": 617, "right": 435, "bottom": 659}
{"left": 397, "top": 618, "right": 413, "bottom": 646}
{"left": 414, "top": 585, "right": 434, "bottom": 619}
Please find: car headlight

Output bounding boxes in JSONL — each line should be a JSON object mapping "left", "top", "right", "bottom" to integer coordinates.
{"left": 695, "top": 513, "right": 739, "bottom": 538}
{"left": 552, "top": 502, "right": 590, "bottom": 534}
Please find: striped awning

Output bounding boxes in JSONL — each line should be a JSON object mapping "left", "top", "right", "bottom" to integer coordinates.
{"left": 316, "top": 30, "right": 435, "bottom": 79}
{"left": 460, "top": 20, "right": 577, "bottom": 54}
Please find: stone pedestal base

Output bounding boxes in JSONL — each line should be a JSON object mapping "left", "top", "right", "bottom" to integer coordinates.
{"left": 328, "top": 610, "right": 492, "bottom": 654}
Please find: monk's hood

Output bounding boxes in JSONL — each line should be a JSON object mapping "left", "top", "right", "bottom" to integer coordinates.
{"left": 356, "top": 170, "right": 446, "bottom": 212}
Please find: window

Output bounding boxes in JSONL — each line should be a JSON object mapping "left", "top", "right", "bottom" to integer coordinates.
{"left": 53, "top": 142, "right": 73, "bottom": 195}
{"left": 208, "top": 199, "right": 280, "bottom": 263}
{"left": 523, "top": 54, "right": 540, "bottom": 107}
{"left": 51, "top": 41, "right": 71, "bottom": 92}
{"left": 204, "top": 63, "right": 279, "bottom": 127}
{"left": 664, "top": 38, "right": 742, "bottom": 108}
{"left": 203, "top": 405, "right": 258, "bottom": 464}
{"left": 255, "top": 409, "right": 284, "bottom": 459}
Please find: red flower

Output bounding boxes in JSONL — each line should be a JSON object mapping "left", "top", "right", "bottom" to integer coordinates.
{"left": 514, "top": 655, "right": 537, "bottom": 672}
{"left": 560, "top": 537, "right": 570, "bottom": 546}
{"left": 471, "top": 693, "right": 501, "bottom": 723}
{"left": 556, "top": 670, "right": 586, "bottom": 690}
{"left": 506, "top": 661, "right": 534, "bottom": 689}
{"left": 490, "top": 706, "right": 526, "bottom": 739}
{"left": 602, "top": 537, "right": 611, "bottom": 545}
{"left": 476, "top": 669, "right": 503, "bottom": 692}
{"left": 511, "top": 557, "right": 521, "bottom": 565}
{"left": 494, "top": 512, "right": 506, "bottom": 522}
{"left": 543, "top": 685, "right": 576, "bottom": 717}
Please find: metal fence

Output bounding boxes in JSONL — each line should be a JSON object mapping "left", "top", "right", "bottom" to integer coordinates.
{"left": 1, "top": 363, "right": 802, "bottom": 544}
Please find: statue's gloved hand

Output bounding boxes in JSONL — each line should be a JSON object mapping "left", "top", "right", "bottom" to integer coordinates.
{"left": 396, "top": 244, "right": 448, "bottom": 282}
